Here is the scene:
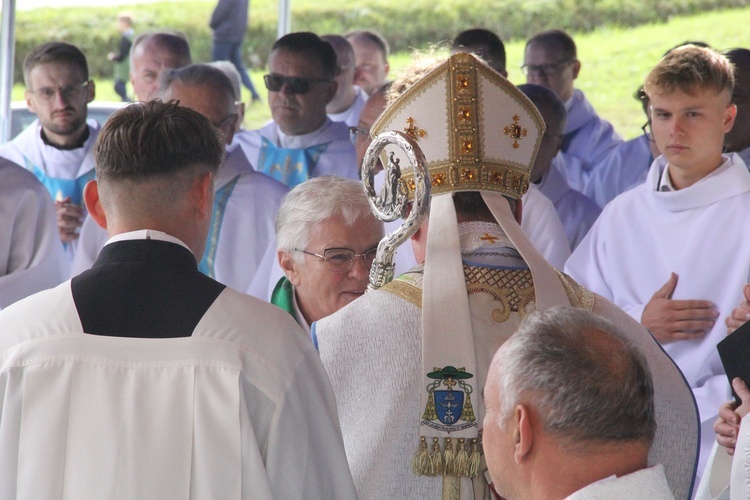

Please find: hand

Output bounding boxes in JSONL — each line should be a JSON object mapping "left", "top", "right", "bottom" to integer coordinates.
{"left": 726, "top": 284, "right": 750, "bottom": 334}
{"left": 641, "top": 272, "right": 718, "bottom": 343}
{"left": 55, "top": 197, "right": 84, "bottom": 243}
{"left": 107, "top": 52, "right": 115, "bottom": 61}
{"left": 715, "top": 378, "right": 750, "bottom": 455}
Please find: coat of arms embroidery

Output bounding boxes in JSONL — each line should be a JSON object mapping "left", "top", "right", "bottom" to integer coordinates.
{"left": 421, "top": 366, "right": 477, "bottom": 432}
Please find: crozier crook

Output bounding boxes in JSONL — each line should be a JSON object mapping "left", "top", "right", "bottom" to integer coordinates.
{"left": 361, "top": 131, "right": 430, "bottom": 290}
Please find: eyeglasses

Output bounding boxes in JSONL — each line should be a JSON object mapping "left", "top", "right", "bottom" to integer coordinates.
{"left": 27, "top": 81, "right": 91, "bottom": 102}
{"left": 641, "top": 121, "right": 654, "bottom": 143}
{"left": 348, "top": 125, "right": 370, "bottom": 144}
{"left": 263, "top": 74, "right": 331, "bottom": 94}
{"left": 520, "top": 59, "right": 575, "bottom": 77}
{"left": 296, "top": 247, "right": 378, "bottom": 273}
{"left": 212, "top": 113, "right": 238, "bottom": 130}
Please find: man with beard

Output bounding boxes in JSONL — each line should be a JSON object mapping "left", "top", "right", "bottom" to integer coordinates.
{"left": 0, "top": 42, "right": 98, "bottom": 260}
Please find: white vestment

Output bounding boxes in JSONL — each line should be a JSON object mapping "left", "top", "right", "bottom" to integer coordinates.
{"left": 565, "top": 153, "right": 750, "bottom": 478}
{"left": 696, "top": 415, "right": 750, "bottom": 500}
{"left": 537, "top": 156, "right": 601, "bottom": 250}
{"left": 236, "top": 118, "right": 358, "bottom": 187}
{"left": 559, "top": 89, "right": 622, "bottom": 193}
{"left": 584, "top": 134, "right": 653, "bottom": 209}
{"left": 0, "top": 159, "right": 68, "bottom": 309}
{"left": 0, "top": 119, "right": 100, "bottom": 260}
{"left": 328, "top": 86, "right": 369, "bottom": 127}
{"left": 314, "top": 222, "right": 698, "bottom": 500}
{"left": 565, "top": 464, "right": 674, "bottom": 499}
{"left": 0, "top": 260, "right": 357, "bottom": 499}
{"left": 70, "top": 147, "right": 287, "bottom": 300}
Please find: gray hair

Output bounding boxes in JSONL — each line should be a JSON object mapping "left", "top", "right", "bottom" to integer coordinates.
{"left": 493, "top": 306, "right": 656, "bottom": 449}
{"left": 159, "top": 63, "right": 236, "bottom": 114}
{"left": 275, "top": 176, "right": 382, "bottom": 262}
{"left": 130, "top": 31, "right": 191, "bottom": 73}
{"left": 207, "top": 61, "right": 242, "bottom": 102}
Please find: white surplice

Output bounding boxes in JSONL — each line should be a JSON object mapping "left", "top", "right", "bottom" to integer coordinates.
{"left": 0, "top": 159, "right": 68, "bottom": 309}
{"left": 565, "top": 465, "right": 674, "bottom": 499}
{"left": 565, "top": 153, "right": 750, "bottom": 479}
{"left": 0, "top": 268, "right": 357, "bottom": 499}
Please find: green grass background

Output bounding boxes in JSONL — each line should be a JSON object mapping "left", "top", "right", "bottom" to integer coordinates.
{"left": 12, "top": 5, "right": 750, "bottom": 140}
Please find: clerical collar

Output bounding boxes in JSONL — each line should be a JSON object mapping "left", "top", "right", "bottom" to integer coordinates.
{"left": 277, "top": 118, "right": 330, "bottom": 149}
{"left": 40, "top": 126, "right": 90, "bottom": 151}
{"left": 105, "top": 229, "right": 192, "bottom": 253}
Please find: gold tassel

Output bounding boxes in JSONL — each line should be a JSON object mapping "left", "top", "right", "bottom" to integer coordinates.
{"left": 442, "top": 437, "right": 455, "bottom": 476}
{"left": 413, "top": 436, "right": 430, "bottom": 475}
{"left": 468, "top": 438, "right": 481, "bottom": 478}
{"left": 430, "top": 437, "right": 443, "bottom": 476}
{"left": 454, "top": 438, "right": 469, "bottom": 477}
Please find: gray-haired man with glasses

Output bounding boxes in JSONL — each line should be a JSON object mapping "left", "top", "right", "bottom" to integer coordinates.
{"left": 523, "top": 30, "right": 622, "bottom": 195}
{"left": 0, "top": 42, "right": 99, "bottom": 263}
{"left": 235, "top": 32, "right": 358, "bottom": 188}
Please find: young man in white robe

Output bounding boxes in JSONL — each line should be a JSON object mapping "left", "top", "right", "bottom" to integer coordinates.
{"left": 0, "top": 99, "right": 357, "bottom": 499}
{"left": 0, "top": 42, "right": 99, "bottom": 260}
{"left": 312, "top": 52, "right": 698, "bottom": 500}
{"left": 523, "top": 30, "right": 622, "bottom": 193}
{"left": 565, "top": 44, "right": 750, "bottom": 480}
{"left": 485, "top": 307, "right": 674, "bottom": 499}
{"left": 72, "top": 64, "right": 288, "bottom": 301}
{"left": 0, "top": 158, "right": 68, "bottom": 309}
{"left": 237, "top": 32, "right": 358, "bottom": 188}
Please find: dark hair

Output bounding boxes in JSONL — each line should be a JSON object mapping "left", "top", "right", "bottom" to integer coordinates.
{"left": 452, "top": 29, "right": 506, "bottom": 73}
{"left": 526, "top": 29, "right": 577, "bottom": 60}
{"left": 160, "top": 63, "right": 236, "bottom": 111}
{"left": 23, "top": 42, "right": 89, "bottom": 87}
{"left": 453, "top": 191, "right": 516, "bottom": 221}
{"left": 94, "top": 100, "right": 223, "bottom": 183}
{"left": 271, "top": 32, "right": 338, "bottom": 80}
{"left": 345, "top": 29, "right": 390, "bottom": 59}
{"left": 518, "top": 83, "right": 567, "bottom": 129}
{"left": 130, "top": 31, "right": 192, "bottom": 69}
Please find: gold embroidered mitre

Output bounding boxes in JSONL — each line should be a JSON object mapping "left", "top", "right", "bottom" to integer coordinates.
{"left": 370, "top": 52, "right": 545, "bottom": 201}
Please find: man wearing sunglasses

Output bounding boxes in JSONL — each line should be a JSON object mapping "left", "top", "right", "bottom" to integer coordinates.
{"left": 0, "top": 42, "right": 99, "bottom": 264}
{"left": 523, "top": 30, "right": 621, "bottom": 194}
{"left": 236, "top": 32, "right": 358, "bottom": 188}
{"left": 72, "top": 64, "right": 289, "bottom": 302}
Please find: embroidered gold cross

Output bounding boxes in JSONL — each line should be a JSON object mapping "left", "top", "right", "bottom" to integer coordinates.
{"left": 503, "top": 114, "right": 527, "bottom": 149}
{"left": 404, "top": 117, "right": 426, "bottom": 139}
{"left": 480, "top": 233, "right": 499, "bottom": 244}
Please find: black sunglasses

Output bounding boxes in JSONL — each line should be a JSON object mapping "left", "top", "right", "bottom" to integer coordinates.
{"left": 263, "top": 74, "right": 331, "bottom": 94}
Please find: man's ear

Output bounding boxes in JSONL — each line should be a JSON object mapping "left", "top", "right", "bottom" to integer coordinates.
{"left": 513, "top": 404, "right": 533, "bottom": 464}
{"left": 24, "top": 89, "right": 37, "bottom": 114}
{"left": 84, "top": 179, "right": 107, "bottom": 229}
{"left": 87, "top": 80, "right": 96, "bottom": 103}
{"left": 191, "top": 171, "right": 214, "bottom": 222}
{"left": 724, "top": 103, "right": 738, "bottom": 133}
{"left": 325, "top": 81, "right": 339, "bottom": 105}
{"left": 571, "top": 59, "right": 581, "bottom": 80}
{"left": 278, "top": 250, "right": 301, "bottom": 286}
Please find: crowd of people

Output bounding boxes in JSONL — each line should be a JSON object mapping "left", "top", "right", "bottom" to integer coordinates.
{"left": 1, "top": 17, "right": 750, "bottom": 499}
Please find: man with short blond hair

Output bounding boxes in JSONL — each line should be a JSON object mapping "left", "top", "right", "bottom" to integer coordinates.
{"left": 566, "top": 44, "right": 750, "bottom": 480}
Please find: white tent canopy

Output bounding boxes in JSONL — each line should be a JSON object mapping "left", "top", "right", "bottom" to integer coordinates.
{"left": 0, "top": 0, "right": 291, "bottom": 142}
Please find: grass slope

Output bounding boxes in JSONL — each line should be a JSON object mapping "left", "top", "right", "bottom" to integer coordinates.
{"left": 13, "top": 6, "right": 750, "bottom": 138}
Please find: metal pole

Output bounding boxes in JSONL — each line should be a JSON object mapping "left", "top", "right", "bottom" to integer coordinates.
{"left": 0, "top": 0, "right": 16, "bottom": 143}
{"left": 277, "top": 0, "right": 290, "bottom": 40}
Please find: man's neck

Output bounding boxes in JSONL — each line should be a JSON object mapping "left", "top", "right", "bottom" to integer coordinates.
{"left": 666, "top": 155, "right": 724, "bottom": 190}
{"left": 41, "top": 124, "right": 89, "bottom": 150}
{"left": 327, "top": 87, "right": 357, "bottom": 114}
